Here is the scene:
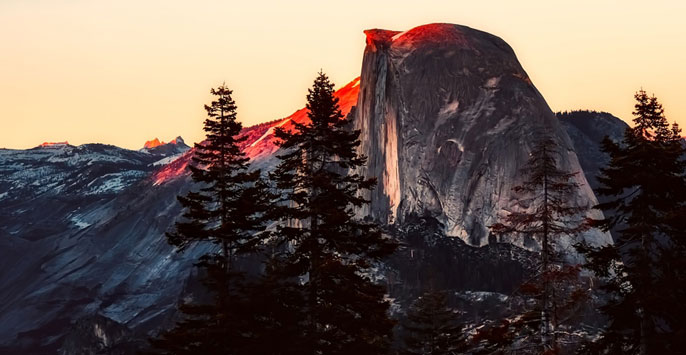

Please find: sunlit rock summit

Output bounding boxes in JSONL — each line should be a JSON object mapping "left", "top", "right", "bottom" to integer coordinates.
{"left": 354, "top": 23, "right": 610, "bottom": 248}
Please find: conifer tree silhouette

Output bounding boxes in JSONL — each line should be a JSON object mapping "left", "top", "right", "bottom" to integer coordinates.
{"left": 264, "top": 71, "right": 397, "bottom": 355}
{"left": 146, "top": 84, "right": 271, "bottom": 354}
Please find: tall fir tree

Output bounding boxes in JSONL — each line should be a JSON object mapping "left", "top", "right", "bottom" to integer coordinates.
{"left": 146, "top": 84, "right": 271, "bottom": 354}
{"left": 489, "top": 137, "right": 590, "bottom": 354}
{"left": 576, "top": 90, "right": 686, "bottom": 355}
{"left": 168, "top": 84, "right": 271, "bottom": 267}
{"left": 400, "top": 290, "right": 466, "bottom": 355}
{"left": 264, "top": 71, "right": 397, "bottom": 355}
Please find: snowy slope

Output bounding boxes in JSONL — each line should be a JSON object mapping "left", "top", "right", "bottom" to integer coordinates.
{"left": 0, "top": 141, "right": 189, "bottom": 242}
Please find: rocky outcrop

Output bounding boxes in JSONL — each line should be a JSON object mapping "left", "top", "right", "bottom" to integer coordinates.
{"left": 140, "top": 136, "right": 190, "bottom": 156}
{"left": 58, "top": 314, "right": 144, "bottom": 355}
{"left": 353, "top": 23, "right": 612, "bottom": 248}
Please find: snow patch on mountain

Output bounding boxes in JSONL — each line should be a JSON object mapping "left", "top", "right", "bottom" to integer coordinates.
{"left": 150, "top": 153, "right": 184, "bottom": 167}
{"left": 70, "top": 215, "right": 92, "bottom": 229}
{"left": 86, "top": 171, "right": 147, "bottom": 195}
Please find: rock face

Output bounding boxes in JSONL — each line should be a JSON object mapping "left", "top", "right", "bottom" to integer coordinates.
{"left": 557, "top": 110, "right": 629, "bottom": 192}
{"left": 58, "top": 314, "right": 145, "bottom": 355}
{"left": 140, "top": 136, "right": 190, "bottom": 157}
{"left": 354, "top": 23, "right": 611, "bottom": 248}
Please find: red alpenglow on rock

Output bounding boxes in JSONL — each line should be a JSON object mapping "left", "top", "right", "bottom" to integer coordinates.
{"left": 143, "top": 138, "right": 164, "bottom": 149}
{"left": 39, "top": 141, "right": 69, "bottom": 148}
{"left": 243, "top": 76, "right": 361, "bottom": 160}
{"left": 364, "top": 29, "right": 401, "bottom": 50}
{"left": 144, "top": 137, "right": 185, "bottom": 149}
{"left": 364, "top": 23, "right": 472, "bottom": 51}
{"left": 152, "top": 77, "right": 361, "bottom": 185}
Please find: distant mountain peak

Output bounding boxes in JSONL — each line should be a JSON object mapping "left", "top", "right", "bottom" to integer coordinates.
{"left": 143, "top": 138, "right": 164, "bottom": 149}
{"left": 142, "top": 136, "right": 186, "bottom": 150}
{"left": 38, "top": 141, "right": 69, "bottom": 148}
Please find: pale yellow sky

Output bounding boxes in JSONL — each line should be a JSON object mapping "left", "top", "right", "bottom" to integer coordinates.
{"left": 1, "top": 0, "right": 685, "bottom": 149}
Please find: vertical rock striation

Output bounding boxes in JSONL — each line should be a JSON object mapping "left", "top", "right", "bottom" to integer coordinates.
{"left": 354, "top": 23, "right": 611, "bottom": 248}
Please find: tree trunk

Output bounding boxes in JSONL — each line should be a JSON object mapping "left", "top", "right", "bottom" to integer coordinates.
{"left": 541, "top": 143, "right": 554, "bottom": 353}
{"left": 639, "top": 308, "right": 647, "bottom": 355}
{"left": 639, "top": 233, "right": 648, "bottom": 355}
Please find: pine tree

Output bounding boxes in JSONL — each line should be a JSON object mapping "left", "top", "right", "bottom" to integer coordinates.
{"left": 266, "top": 71, "right": 397, "bottom": 354}
{"left": 401, "top": 290, "right": 466, "bottom": 355}
{"left": 146, "top": 84, "right": 271, "bottom": 354}
{"left": 167, "top": 84, "right": 271, "bottom": 267}
{"left": 236, "top": 257, "right": 307, "bottom": 355}
{"left": 576, "top": 90, "right": 686, "bottom": 354}
{"left": 489, "top": 137, "right": 590, "bottom": 354}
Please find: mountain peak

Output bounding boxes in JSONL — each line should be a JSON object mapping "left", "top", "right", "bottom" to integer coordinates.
{"left": 395, "top": 23, "right": 470, "bottom": 46}
{"left": 364, "top": 29, "right": 402, "bottom": 49}
{"left": 38, "top": 141, "right": 69, "bottom": 148}
{"left": 143, "top": 137, "right": 186, "bottom": 150}
{"left": 143, "top": 138, "right": 164, "bottom": 149}
{"left": 365, "top": 23, "right": 473, "bottom": 50}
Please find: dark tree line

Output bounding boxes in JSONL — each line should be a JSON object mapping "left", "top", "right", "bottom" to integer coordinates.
{"left": 576, "top": 90, "right": 686, "bottom": 355}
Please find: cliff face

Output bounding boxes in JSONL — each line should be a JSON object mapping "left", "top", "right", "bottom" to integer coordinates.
{"left": 354, "top": 23, "right": 611, "bottom": 248}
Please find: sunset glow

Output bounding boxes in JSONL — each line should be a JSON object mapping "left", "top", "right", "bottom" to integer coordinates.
{"left": 143, "top": 138, "right": 165, "bottom": 149}
{"left": 152, "top": 77, "right": 361, "bottom": 185}
{"left": 1, "top": 0, "right": 685, "bottom": 149}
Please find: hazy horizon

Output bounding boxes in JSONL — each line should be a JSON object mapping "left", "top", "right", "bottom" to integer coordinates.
{"left": 2, "top": 0, "right": 685, "bottom": 149}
